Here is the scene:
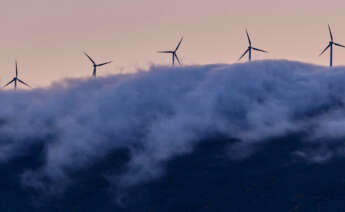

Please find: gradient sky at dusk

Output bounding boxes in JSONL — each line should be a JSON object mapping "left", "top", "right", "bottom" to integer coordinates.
{"left": 1, "top": 0, "right": 345, "bottom": 87}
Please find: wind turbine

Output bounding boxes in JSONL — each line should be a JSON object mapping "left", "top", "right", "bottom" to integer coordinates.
{"left": 238, "top": 29, "right": 268, "bottom": 61}
{"left": 158, "top": 37, "right": 183, "bottom": 66}
{"left": 3, "top": 61, "right": 30, "bottom": 90}
{"left": 319, "top": 25, "right": 345, "bottom": 67}
{"left": 84, "top": 52, "right": 112, "bottom": 77}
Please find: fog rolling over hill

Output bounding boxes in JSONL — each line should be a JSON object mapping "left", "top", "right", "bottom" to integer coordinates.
{"left": 1, "top": 60, "right": 345, "bottom": 211}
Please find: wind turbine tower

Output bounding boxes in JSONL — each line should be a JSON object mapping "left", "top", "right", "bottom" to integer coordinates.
{"left": 238, "top": 29, "right": 268, "bottom": 62}
{"left": 84, "top": 52, "right": 112, "bottom": 77}
{"left": 320, "top": 25, "right": 345, "bottom": 67}
{"left": 3, "top": 61, "right": 30, "bottom": 90}
{"left": 158, "top": 37, "right": 183, "bottom": 66}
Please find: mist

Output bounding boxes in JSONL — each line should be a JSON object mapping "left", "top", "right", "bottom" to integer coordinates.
{"left": 0, "top": 60, "right": 345, "bottom": 191}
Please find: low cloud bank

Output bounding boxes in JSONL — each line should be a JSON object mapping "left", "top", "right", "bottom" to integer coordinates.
{"left": 0, "top": 60, "right": 344, "bottom": 190}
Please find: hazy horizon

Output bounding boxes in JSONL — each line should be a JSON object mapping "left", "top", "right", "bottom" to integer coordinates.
{"left": 1, "top": 0, "right": 345, "bottom": 87}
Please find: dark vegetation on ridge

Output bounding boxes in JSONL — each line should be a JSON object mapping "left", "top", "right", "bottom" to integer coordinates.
{"left": 0, "top": 135, "right": 345, "bottom": 211}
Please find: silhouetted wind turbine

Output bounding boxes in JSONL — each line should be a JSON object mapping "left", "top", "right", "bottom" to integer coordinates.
{"left": 84, "top": 52, "right": 112, "bottom": 77}
{"left": 3, "top": 61, "right": 30, "bottom": 90}
{"left": 319, "top": 25, "right": 345, "bottom": 67}
{"left": 238, "top": 29, "right": 268, "bottom": 61}
{"left": 158, "top": 37, "right": 183, "bottom": 66}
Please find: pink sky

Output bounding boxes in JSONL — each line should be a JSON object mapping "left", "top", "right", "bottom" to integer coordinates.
{"left": 1, "top": 0, "right": 345, "bottom": 87}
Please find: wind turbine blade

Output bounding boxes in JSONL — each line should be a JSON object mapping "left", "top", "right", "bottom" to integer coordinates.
{"left": 83, "top": 52, "right": 96, "bottom": 65}
{"left": 238, "top": 48, "right": 249, "bottom": 61}
{"left": 334, "top": 43, "right": 345, "bottom": 48}
{"left": 246, "top": 29, "right": 252, "bottom": 46}
{"left": 15, "top": 61, "right": 18, "bottom": 77}
{"left": 328, "top": 24, "right": 334, "bottom": 42}
{"left": 3, "top": 79, "right": 15, "bottom": 88}
{"left": 158, "top": 51, "right": 174, "bottom": 53}
{"left": 252, "top": 47, "right": 268, "bottom": 53}
{"left": 97, "top": 61, "right": 112, "bottom": 67}
{"left": 17, "top": 79, "right": 31, "bottom": 87}
{"left": 175, "top": 37, "right": 183, "bottom": 51}
{"left": 175, "top": 54, "right": 182, "bottom": 65}
{"left": 319, "top": 44, "right": 330, "bottom": 56}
